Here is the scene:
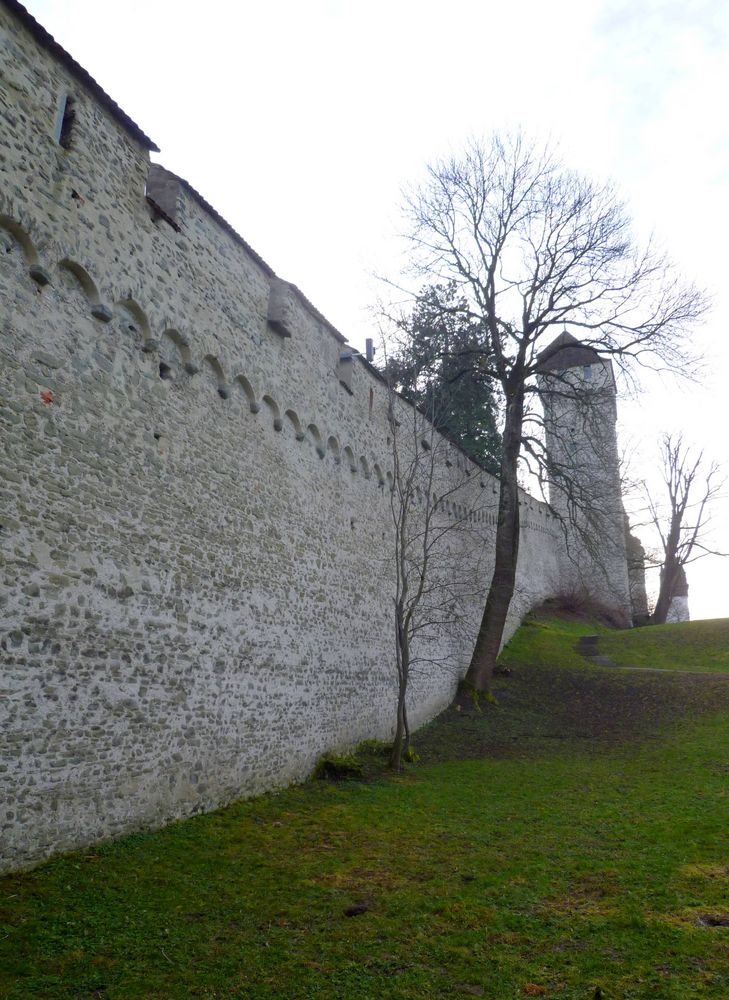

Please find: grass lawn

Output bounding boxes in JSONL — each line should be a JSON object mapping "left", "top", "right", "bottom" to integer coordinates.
{"left": 598, "top": 620, "right": 729, "bottom": 673}
{"left": 3, "top": 617, "right": 729, "bottom": 999}
{"left": 499, "top": 613, "right": 729, "bottom": 674}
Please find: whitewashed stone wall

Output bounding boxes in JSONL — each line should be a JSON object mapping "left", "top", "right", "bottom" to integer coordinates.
{"left": 1, "top": 2, "right": 573, "bottom": 872}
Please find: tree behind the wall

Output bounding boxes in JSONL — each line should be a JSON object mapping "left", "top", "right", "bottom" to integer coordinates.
{"left": 383, "top": 282, "right": 502, "bottom": 473}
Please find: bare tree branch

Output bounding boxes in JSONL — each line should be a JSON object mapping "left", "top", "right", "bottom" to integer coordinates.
{"left": 644, "top": 433, "right": 726, "bottom": 623}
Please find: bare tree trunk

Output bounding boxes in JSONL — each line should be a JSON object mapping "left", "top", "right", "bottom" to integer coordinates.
{"left": 652, "top": 575, "right": 673, "bottom": 624}
{"left": 390, "top": 689, "right": 406, "bottom": 771}
{"left": 652, "top": 553, "right": 681, "bottom": 625}
{"left": 463, "top": 387, "right": 524, "bottom": 693}
{"left": 652, "top": 506, "right": 683, "bottom": 624}
{"left": 390, "top": 608, "right": 409, "bottom": 771}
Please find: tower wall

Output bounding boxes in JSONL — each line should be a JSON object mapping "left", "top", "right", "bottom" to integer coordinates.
{"left": 538, "top": 357, "right": 632, "bottom": 622}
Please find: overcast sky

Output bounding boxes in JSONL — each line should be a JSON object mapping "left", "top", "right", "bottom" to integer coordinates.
{"left": 26, "top": 0, "right": 729, "bottom": 618}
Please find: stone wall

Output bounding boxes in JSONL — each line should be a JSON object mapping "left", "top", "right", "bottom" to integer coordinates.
{"left": 2, "top": 1, "right": 575, "bottom": 871}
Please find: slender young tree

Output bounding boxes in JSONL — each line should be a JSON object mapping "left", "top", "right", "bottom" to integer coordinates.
{"left": 402, "top": 133, "right": 707, "bottom": 692}
{"left": 645, "top": 434, "right": 725, "bottom": 624}
{"left": 385, "top": 384, "right": 489, "bottom": 770}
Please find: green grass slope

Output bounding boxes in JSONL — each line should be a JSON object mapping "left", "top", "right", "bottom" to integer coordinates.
{"left": 599, "top": 619, "right": 729, "bottom": 672}
{"left": 2, "top": 617, "right": 729, "bottom": 1000}
{"left": 499, "top": 615, "right": 729, "bottom": 675}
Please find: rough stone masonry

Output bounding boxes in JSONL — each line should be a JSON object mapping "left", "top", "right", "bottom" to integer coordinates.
{"left": 0, "top": 0, "right": 636, "bottom": 871}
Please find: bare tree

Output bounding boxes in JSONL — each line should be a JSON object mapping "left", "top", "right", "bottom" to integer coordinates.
{"left": 385, "top": 381, "right": 489, "bottom": 770}
{"left": 645, "top": 434, "right": 725, "bottom": 624}
{"left": 402, "top": 133, "right": 707, "bottom": 692}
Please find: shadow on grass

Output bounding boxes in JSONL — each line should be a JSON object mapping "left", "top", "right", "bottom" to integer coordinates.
{"left": 417, "top": 634, "right": 729, "bottom": 766}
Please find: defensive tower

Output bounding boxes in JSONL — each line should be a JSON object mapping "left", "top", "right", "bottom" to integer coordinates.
{"left": 538, "top": 332, "right": 633, "bottom": 622}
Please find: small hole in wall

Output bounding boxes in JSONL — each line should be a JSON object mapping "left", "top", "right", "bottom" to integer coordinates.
{"left": 159, "top": 362, "right": 172, "bottom": 380}
{"left": 153, "top": 431, "right": 168, "bottom": 454}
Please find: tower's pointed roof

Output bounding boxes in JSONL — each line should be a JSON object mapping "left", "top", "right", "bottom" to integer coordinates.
{"left": 536, "top": 331, "right": 603, "bottom": 372}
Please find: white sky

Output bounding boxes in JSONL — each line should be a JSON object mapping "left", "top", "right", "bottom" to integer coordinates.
{"left": 26, "top": 0, "right": 729, "bottom": 619}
